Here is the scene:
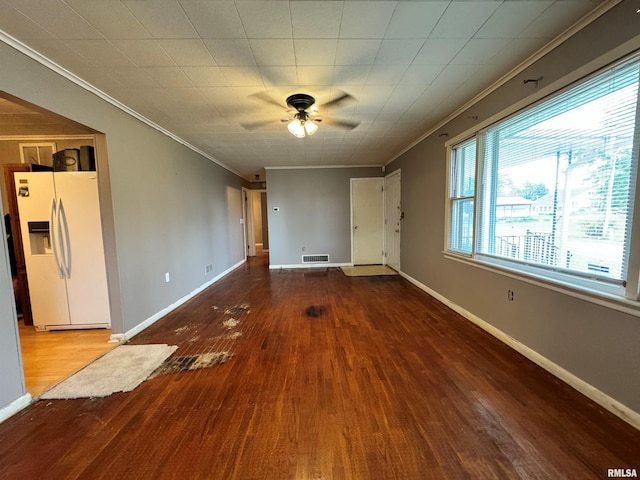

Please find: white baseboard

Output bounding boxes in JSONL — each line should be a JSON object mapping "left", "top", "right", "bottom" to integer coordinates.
{"left": 399, "top": 270, "right": 640, "bottom": 431}
{"left": 1, "top": 260, "right": 245, "bottom": 425}
{"left": 0, "top": 393, "right": 32, "bottom": 424}
{"left": 123, "top": 259, "right": 246, "bottom": 341}
{"left": 269, "top": 262, "right": 350, "bottom": 269}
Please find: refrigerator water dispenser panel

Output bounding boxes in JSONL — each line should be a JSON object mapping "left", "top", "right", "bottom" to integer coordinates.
{"left": 27, "top": 221, "right": 52, "bottom": 255}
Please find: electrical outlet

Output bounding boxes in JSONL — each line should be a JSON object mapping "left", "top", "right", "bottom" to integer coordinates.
{"left": 205, "top": 264, "right": 213, "bottom": 275}
{"left": 165, "top": 272, "right": 170, "bottom": 283}
{"left": 507, "top": 289, "right": 515, "bottom": 301}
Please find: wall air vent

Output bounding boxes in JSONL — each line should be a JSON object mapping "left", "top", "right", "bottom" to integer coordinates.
{"left": 302, "top": 254, "right": 330, "bottom": 263}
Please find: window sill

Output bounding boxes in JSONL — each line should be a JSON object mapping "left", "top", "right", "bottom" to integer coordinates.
{"left": 443, "top": 251, "right": 640, "bottom": 318}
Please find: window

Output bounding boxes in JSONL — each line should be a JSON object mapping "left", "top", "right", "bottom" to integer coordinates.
{"left": 19, "top": 143, "right": 56, "bottom": 167}
{"left": 447, "top": 54, "right": 640, "bottom": 298}
{"left": 448, "top": 139, "right": 476, "bottom": 254}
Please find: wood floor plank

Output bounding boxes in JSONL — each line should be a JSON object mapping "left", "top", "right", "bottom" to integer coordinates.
{"left": 17, "top": 322, "right": 116, "bottom": 397}
{"left": 0, "top": 253, "right": 638, "bottom": 479}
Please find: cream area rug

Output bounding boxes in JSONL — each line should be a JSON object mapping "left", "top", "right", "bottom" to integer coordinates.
{"left": 341, "top": 265, "right": 398, "bottom": 277}
{"left": 40, "top": 344, "right": 178, "bottom": 400}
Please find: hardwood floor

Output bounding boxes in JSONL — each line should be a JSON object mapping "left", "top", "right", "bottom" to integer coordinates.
{"left": 18, "top": 321, "right": 117, "bottom": 398}
{"left": 0, "top": 252, "right": 638, "bottom": 479}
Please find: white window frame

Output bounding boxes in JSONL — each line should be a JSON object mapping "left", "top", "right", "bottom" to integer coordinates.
{"left": 19, "top": 142, "right": 56, "bottom": 166}
{"left": 444, "top": 52, "right": 640, "bottom": 310}
{"left": 446, "top": 137, "right": 477, "bottom": 256}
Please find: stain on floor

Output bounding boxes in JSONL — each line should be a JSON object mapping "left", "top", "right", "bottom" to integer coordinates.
{"left": 224, "top": 303, "right": 250, "bottom": 315}
{"left": 151, "top": 351, "right": 233, "bottom": 377}
{"left": 223, "top": 318, "right": 240, "bottom": 329}
{"left": 305, "top": 305, "right": 326, "bottom": 318}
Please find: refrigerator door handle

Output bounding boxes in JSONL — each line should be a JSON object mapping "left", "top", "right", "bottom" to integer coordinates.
{"left": 58, "top": 197, "right": 72, "bottom": 278}
{"left": 50, "top": 197, "right": 65, "bottom": 279}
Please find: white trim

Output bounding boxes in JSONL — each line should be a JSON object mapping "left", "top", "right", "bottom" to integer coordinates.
{"left": 446, "top": 39, "right": 640, "bottom": 150}
{"left": 38, "top": 323, "right": 110, "bottom": 332}
{"left": 399, "top": 269, "right": 640, "bottom": 431}
{"left": 0, "top": 30, "right": 243, "bottom": 179}
{"left": 265, "top": 165, "right": 382, "bottom": 170}
{"left": 0, "top": 393, "right": 32, "bottom": 424}
{"left": 108, "top": 333, "right": 125, "bottom": 343}
{"left": 122, "top": 259, "right": 246, "bottom": 341}
{"left": 348, "top": 176, "right": 354, "bottom": 264}
{"left": 18, "top": 141, "right": 56, "bottom": 165}
{"left": 386, "top": 0, "right": 624, "bottom": 166}
{"left": 0, "top": 135, "right": 93, "bottom": 141}
{"left": 242, "top": 187, "right": 254, "bottom": 258}
{"left": 444, "top": 253, "right": 640, "bottom": 318}
{"left": 383, "top": 169, "right": 402, "bottom": 270}
{"left": 269, "top": 262, "right": 350, "bottom": 269}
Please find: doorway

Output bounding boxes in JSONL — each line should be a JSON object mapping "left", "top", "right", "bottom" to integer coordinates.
{"left": 3, "top": 155, "right": 116, "bottom": 396}
{"left": 384, "top": 170, "right": 401, "bottom": 271}
{"left": 242, "top": 188, "right": 268, "bottom": 258}
{"left": 0, "top": 93, "right": 120, "bottom": 397}
{"left": 351, "top": 178, "right": 384, "bottom": 265}
{"left": 252, "top": 190, "right": 268, "bottom": 253}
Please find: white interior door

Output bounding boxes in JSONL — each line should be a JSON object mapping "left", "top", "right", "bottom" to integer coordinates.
{"left": 351, "top": 178, "right": 383, "bottom": 265}
{"left": 384, "top": 170, "right": 401, "bottom": 271}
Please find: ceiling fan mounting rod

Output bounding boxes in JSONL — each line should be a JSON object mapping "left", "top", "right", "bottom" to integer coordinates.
{"left": 295, "top": 111, "right": 310, "bottom": 122}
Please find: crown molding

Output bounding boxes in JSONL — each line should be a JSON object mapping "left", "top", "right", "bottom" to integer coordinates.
{"left": 0, "top": 134, "right": 94, "bottom": 141}
{"left": 0, "top": 30, "right": 242, "bottom": 178}
{"left": 265, "top": 164, "right": 381, "bottom": 170}
{"left": 386, "top": 0, "right": 624, "bottom": 166}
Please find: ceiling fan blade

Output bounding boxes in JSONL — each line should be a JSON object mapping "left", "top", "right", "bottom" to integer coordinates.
{"left": 240, "top": 119, "right": 279, "bottom": 130}
{"left": 248, "top": 92, "right": 287, "bottom": 110}
{"left": 320, "top": 117, "right": 360, "bottom": 130}
{"left": 318, "top": 93, "right": 355, "bottom": 110}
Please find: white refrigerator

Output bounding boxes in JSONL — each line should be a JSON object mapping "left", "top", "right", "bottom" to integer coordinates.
{"left": 14, "top": 171, "right": 111, "bottom": 330}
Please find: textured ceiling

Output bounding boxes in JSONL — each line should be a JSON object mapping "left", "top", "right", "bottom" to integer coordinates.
{"left": 0, "top": 0, "right": 604, "bottom": 179}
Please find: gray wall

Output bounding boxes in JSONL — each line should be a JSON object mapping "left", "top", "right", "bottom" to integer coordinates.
{"left": 104, "top": 123, "right": 245, "bottom": 330}
{"left": 261, "top": 191, "right": 269, "bottom": 251}
{"left": 387, "top": 2, "right": 640, "bottom": 413}
{"left": 0, "top": 40, "right": 245, "bottom": 411}
{"left": 0, "top": 195, "right": 25, "bottom": 409}
{"left": 266, "top": 167, "right": 382, "bottom": 266}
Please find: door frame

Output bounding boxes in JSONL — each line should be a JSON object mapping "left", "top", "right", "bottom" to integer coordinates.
{"left": 3, "top": 163, "right": 34, "bottom": 325}
{"left": 241, "top": 187, "right": 255, "bottom": 257}
{"left": 350, "top": 177, "right": 384, "bottom": 265}
{"left": 384, "top": 169, "right": 401, "bottom": 271}
{"left": 251, "top": 189, "right": 266, "bottom": 252}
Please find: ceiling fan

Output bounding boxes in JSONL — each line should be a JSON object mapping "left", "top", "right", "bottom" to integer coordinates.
{"left": 242, "top": 92, "right": 359, "bottom": 138}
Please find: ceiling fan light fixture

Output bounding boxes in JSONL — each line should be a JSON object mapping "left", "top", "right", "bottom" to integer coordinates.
{"left": 304, "top": 121, "right": 318, "bottom": 136}
{"left": 288, "top": 118, "right": 306, "bottom": 138}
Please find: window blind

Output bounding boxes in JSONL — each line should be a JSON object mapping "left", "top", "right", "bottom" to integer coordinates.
{"left": 476, "top": 57, "right": 639, "bottom": 282}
